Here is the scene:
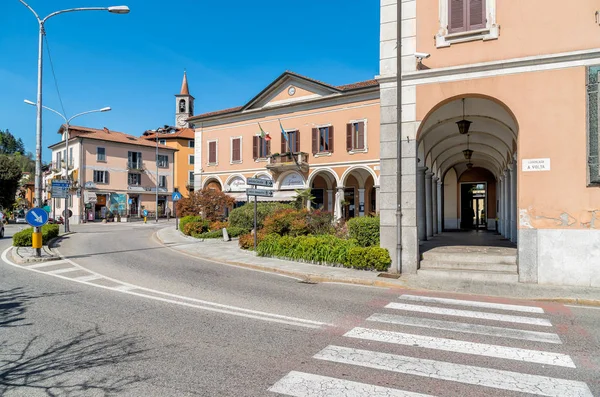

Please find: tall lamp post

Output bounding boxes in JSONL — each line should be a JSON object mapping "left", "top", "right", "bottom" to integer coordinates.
{"left": 19, "top": 0, "right": 129, "bottom": 256}
{"left": 153, "top": 126, "right": 173, "bottom": 223}
{"left": 24, "top": 100, "right": 110, "bottom": 233}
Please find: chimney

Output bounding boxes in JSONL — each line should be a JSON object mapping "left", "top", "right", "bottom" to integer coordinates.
{"left": 103, "top": 127, "right": 110, "bottom": 134}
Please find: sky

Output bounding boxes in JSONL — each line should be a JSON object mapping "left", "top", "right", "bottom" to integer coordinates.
{"left": 1, "top": 1, "right": 379, "bottom": 162}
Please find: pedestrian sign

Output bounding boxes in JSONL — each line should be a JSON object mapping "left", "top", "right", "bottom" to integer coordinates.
{"left": 26, "top": 208, "right": 49, "bottom": 227}
{"left": 172, "top": 191, "right": 183, "bottom": 201}
{"left": 142, "top": 209, "right": 149, "bottom": 217}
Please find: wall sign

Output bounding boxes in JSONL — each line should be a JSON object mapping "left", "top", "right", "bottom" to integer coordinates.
{"left": 522, "top": 158, "right": 551, "bottom": 172}
{"left": 229, "top": 177, "right": 246, "bottom": 191}
{"left": 280, "top": 172, "right": 305, "bottom": 189}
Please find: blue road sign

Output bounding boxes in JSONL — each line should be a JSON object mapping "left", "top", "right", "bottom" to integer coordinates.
{"left": 172, "top": 191, "right": 183, "bottom": 201}
{"left": 142, "top": 209, "right": 149, "bottom": 217}
{"left": 26, "top": 208, "right": 49, "bottom": 227}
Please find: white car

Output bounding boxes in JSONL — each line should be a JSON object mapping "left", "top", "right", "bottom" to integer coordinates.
{"left": 15, "top": 215, "right": 26, "bottom": 224}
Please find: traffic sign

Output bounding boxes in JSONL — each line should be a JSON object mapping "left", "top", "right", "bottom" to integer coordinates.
{"left": 26, "top": 208, "right": 49, "bottom": 227}
{"left": 51, "top": 180, "right": 70, "bottom": 199}
{"left": 142, "top": 209, "right": 149, "bottom": 217}
{"left": 246, "top": 188, "right": 274, "bottom": 197}
{"left": 62, "top": 209, "right": 73, "bottom": 218}
{"left": 172, "top": 191, "right": 183, "bottom": 201}
{"left": 247, "top": 178, "right": 273, "bottom": 188}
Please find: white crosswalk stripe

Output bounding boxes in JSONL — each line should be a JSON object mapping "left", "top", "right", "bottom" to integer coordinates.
{"left": 268, "top": 294, "right": 592, "bottom": 396}
{"left": 46, "top": 267, "right": 80, "bottom": 275}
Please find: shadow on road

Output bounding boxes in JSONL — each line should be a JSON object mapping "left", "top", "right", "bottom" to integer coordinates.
{"left": 0, "top": 288, "right": 71, "bottom": 328}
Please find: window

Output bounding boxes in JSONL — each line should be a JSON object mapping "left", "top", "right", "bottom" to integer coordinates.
{"left": 231, "top": 137, "right": 242, "bottom": 163}
{"left": 157, "top": 154, "right": 169, "bottom": 168}
{"left": 56, "top": 152, "right": 61, "bottom": 169}
{"left": 128, "top": 151, "right": 142, "bottom": 169}
{"left": 282, "top": 130, "right": 300, "bottom": 153}
{"left": 188, "top": 155, "right": 195, "bottom": 165}
{"left": 436, "top": 0, "right": 498, "bottom": 47}
{"left": 312, "top": 126, "right": 334, "bottom": 154}
{"left": 208, "top": 140, "right": 218, "bottom": 165}
{"left": 346, "top": 121, "right": 366, "bottom": 152}
{"left": 159, "top": 139, "right": 166, "bottom": 145}
{"left": 188, "top": 140, "right": 195, "bottom": 148}
{"left": 188, "top": 171, "right": 195, "bottom": 185}
{"left": 179, "top": 99, "right": 186, "bottom": 113}
{"left": 128, "top": 173, "right": 141, "bottom": 186}
{"left": 252, "top": 136, "right": 270, "bottom": 159}
{"left": 159, "top": 175, "right": 167, "bottom": 188}
{"left": 93, "top": 170, "right": 108, "bottom": 184}
{"left": 97, "top": 147, "right": 106, "bottom": 162}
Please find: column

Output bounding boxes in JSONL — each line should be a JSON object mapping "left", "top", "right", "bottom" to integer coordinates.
{"left": 358, "top": 188, "right": 365, "bottom": 217}
{"left": 497, "top": 178, "right": 503, "bottom": 235}
{"left": 503, "top": 171, "right": 510, "bottom": 240}
{"left": 327, "top": 189, "right": 333, "bottom": 212}
{"left": 425, "top": 171, "right": 434, "bottom": 238}
{"left": 334, "top": 187, "right": 344, "bottom": 222}
{"left": 374, "top": 185, "right": 380, "bottom": 213}
{"left": 510, "top": 160, "right": 517, "bottom": 243}
{"left": 306, "top": 197, "right": 312, "bottom": 211}
{"left": 432, "top": 176, "right": 438, "bottom": 235}
{"left": 417, "top": 166, "right": 427, "bottom": 241}
{"left": 437, "top": 179, "right": 443, "bottom": 234}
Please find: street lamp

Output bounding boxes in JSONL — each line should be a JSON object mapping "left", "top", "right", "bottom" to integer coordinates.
{"left": 24, "top": 100, "right": 110, "bottom": 233}
{"left": 19, "top": 0, "right": 129, "bottom": 256}
{"left": 153, "top": 126, "right": 174, "bottom": 223}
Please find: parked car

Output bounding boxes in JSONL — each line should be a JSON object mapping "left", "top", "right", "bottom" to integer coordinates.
{"left": 15, "top": 214, "right": 27, "bottom": 224}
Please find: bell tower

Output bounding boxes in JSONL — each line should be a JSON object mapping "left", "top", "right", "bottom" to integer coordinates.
{"left": 175, "top": 70, "right": 194, "bottom": 128}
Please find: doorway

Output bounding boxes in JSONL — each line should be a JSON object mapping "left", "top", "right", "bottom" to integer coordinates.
{"left": 460, "top": 182, "right": 487, "bottom": 230}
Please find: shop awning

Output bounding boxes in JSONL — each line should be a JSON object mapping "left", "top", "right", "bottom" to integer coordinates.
{"left": 227, "top": 190, "right": 297, "bottom": 202}
{"left": 84, "top": 191, "right": 97, "bottom": 204}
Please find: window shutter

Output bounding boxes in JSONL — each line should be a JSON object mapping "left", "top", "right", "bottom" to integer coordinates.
{"left": 281, "top": 133, "right": 287, "bottom": 153}
{"left": 266, "top": 139, "right": 271, "bottom": 156}
{"left": 232, "top": 138, "right": 240, "bottom": 162}
{"left": 209, "top": 142, "right": 216, "bottom": 164}
{"left": 295, "top": 130, "right": 300, "bottom": 152}
{"left": 468, "top": 0, "right": 486, "bottom": 30}
{"left": 449, "top": 0, "right": 467, "bottom": 33}
{"left": 346, "top": 124, "right": 353, "bottom": 151}
{"left": 357, "top": 122, "right": 365, "bottom": 150}
{"left": 312, "top": 128, "right": 318, "bottom": 154}
{"left": 253, "top": 136, "right": 258, "bottom": 159}
{"left": 328, "top": 126, "right": 334, "bottom": 153}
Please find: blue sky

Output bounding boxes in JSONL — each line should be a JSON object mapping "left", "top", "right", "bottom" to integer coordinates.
{"left": 1, "top": 1, "right": 379, "bottom": 161}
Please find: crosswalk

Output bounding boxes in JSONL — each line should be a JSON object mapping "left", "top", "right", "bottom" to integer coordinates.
{"left": 268, "top": 293, "right": 594, "bottom": 396}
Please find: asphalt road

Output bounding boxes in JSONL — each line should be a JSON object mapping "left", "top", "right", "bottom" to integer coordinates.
{"left": 1, "top": 222, "right": 599, "bottom": 396}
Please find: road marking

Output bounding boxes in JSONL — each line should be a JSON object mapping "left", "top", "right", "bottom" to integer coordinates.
{"left": 367, "top": 313, "right": 562, "bottom": 344}
{"left": 314, "top": 346, "right": 593, "bottom": 397}
{"left": 344, "top": 327, "right": 575, "bottom": 368}
{"left": 46, "top": 267, "right": 81, "bottom": 275}
{"left": 27, "top": 260, "right": 68, "bottom": 269}
{"left": 386, "top": 302, "right": 552, "bottom": 326}
{"left": 268, "top": 371, "right": 433, "bottom": 397}
{"left": 565, "top": 305, "right": 600, "bottom": 311}
{"left": 399, "top": 294, "right": 544, "bottom": 313}
{"left": 113, "top": 285, "right": 136, "bottom": 291}
{"left": 73, "top": 274, "right": 103, "bottom": 282}
{"left": 1, "top": 247, "right": 330, "bottom": 330}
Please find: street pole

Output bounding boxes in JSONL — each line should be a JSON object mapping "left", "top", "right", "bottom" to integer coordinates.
{"left": 254, "top": 195, "right": 257, "bottom": 251}
{"left": 64, "top": 123, "right": 69, "bottom": 233}
{"left": 156, "top": 132, "right": 159, "bottom": 223}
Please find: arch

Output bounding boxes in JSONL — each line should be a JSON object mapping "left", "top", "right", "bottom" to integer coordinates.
{"left": 307, "top": 167, "right": 340, "bottom": 189}
{"left": 340, "top": 165, "right": 379, "bottom": 187}
{"left": 224, "top": 173, "right": 247, "bottom": 191}
{"left": 202, "top": 176, "right": 223, "bottom": 190}
{"left": 275, "top": 170, "right": 306, "bottom": 190}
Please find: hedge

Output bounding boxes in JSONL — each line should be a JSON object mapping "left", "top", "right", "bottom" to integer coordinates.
{"left": 12, "top": 224, "right": 60, "bottom": 247}
{"left": 347, "top": 216, "right": 380, "bottom": 247}
{"left": 194, "top": 226, "right": 247, "bottom": 239}
{"left": 180, "top": 216, "right": 208, "bottom": 236}
{"left": 256, "top": 234, "right": 391, "bottom": 271}
{"left": 228, "top": 202, "right": 293, "bottom": 231}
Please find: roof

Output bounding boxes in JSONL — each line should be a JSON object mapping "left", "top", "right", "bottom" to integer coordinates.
{"left": 180, "top": 71, "right": 190, "bottom": 95}
{"left": 49, "top": 125, "right": 177, "bottom": 150}
{"left": 142, "top": 127, "right": 195, "bottom": 140}
{"left": 190, "top": 71, "right": 379, "bottom": 120}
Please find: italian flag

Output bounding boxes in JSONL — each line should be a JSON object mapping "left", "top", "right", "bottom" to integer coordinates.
{"left": 258, "top": 122, "right": 271, "bottom": 141}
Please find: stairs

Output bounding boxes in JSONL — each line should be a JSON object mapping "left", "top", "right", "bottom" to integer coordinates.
{"left": 418, "top": 246, "right": 518, "bottom": 283}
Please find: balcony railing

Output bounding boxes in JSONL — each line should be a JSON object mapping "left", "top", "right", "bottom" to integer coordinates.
{"left": 127, "top": 161, "right": 144, "bottom": 171}
{"left": 267, "top": 152, "right": 309, "bottom": 172}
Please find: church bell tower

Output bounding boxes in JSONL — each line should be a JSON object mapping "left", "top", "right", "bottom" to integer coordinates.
{"left": 175, "top": 71, "right": 194, "bottom": 128}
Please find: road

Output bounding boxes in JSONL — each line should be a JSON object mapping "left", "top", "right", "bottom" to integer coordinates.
{"left": 1, "top": 222, "right": 599, "bottom": 396}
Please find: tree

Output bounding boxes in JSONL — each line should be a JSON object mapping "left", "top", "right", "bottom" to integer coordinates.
{"left": 0, "top": 130, "right": 25, "bottom": 155}
{"left": 293, "top": 188, "right": 315, "bottom": 210}
{"left": 0, "top": 155, "right": 23, "bottom": 210}
{"left": 175, "top": 188, "right": 235, "bottom": 221}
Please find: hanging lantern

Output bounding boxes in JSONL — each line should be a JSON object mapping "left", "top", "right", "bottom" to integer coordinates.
{"left": 466, "top": 162, "right": 474, "bottom": 169}
{"left": 462, "top": 148, "right": 473, "bottom": 160}
{"left": 456, "top": 119, "right": 472, "bottom": 135}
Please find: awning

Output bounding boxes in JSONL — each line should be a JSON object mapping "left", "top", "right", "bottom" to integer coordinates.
{"left": 227, "top": 190, "right": 297, "bottom": 202}
{"left": 84, "top": 191, "right": 97, "bottom": 204}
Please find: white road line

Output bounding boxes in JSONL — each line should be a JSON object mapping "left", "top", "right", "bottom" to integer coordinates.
{"left": 268, "top": 371, "right": 434, "bottom": 397}
{"left": 344, "top": 327, "right": 575, "bottom": 368}
{"left": 113, "top": 285, "right": 136, "bottom": 291}
{"left": 386, "top": 302, "right": 552, "bottom": 327}
{"left": 399, "top": 294, "right": 545, "bottom": 313}
{"left": 46, "top": 267, "right": 81, "bottom": 275}
{"left": 565, "top": 305, "right": 600, "bottom": 311}
{"left": 27, "top": 260, "right": 68, "bottom": 269}
{"left": 314, "top": 346, "right": 593, "bottom": 397}
{"left": 367, "top": 313, "right": 562, "bottom": 344}
{"left": 73, "top": 274, "right": 103, "bottom": 282}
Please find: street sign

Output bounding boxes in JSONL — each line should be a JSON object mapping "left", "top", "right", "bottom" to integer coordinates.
{"left": 247, "top": 178, "right": 273, "bottom": 187}
{"left": 51, "top": 180, "right": 70, "bottom": 199}
{"left": 62, "top": 209, "right": 73, "bottom": 218}
{"left": 246, "top": 188, "right": 274, "bottom": 197}
{"left": 26, "top": 208, "right": 49, "bottom": 227}
{"left": 172, "top": 191, "right": 183, "bottom": 201}
{"left": 142, "top": 209, "right": 149, "bottom": 217}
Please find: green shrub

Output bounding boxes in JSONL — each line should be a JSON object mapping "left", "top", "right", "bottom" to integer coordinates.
{"left": 228, "top": 202, "right": 293, "bottom": 231}
{"left": 12, "top": 224, "right": 60, "bottom": 247}
{"left": 364, "top": 247, "right": 392, "bottom": 271}
{"left": 179, "top": 215, "right": 204, "bottom": 235}
{"left": 306, "top": 210, "right": 334, "bottom": 235}
{"left": 184, "top": 221, "right": 209, "bottom": 237}
{"left": 196, "top": 230, "right": 223, "bottom": 239}
{"left": 347, "top": 216, "right": 380, "bottom": 247}
{"left": 262, "top": 208, "right": 310, "bottom": 237}
{"left": 226, "top": 226, "right": 247, "bottom": 238}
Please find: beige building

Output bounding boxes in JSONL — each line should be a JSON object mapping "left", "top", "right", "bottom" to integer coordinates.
{"left": 379, "top": 0, "right": 600, "bottom": 286}
{"left": 48, "top": 126, "right": 177, "bottom": 223}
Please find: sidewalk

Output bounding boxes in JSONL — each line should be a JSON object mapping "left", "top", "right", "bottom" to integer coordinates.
{"left": 155, "top": 226, "right": 600, "bottom": 306}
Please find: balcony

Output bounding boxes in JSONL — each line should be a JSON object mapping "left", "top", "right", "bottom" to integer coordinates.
{"left": 127, "top": 161, "right": 144, "bottom": 171}
{"left": 267, "top": 152, "right": 309, "bottom": 173}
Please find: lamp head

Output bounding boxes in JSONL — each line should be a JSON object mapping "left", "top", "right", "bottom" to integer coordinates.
{"left": 100, "top": 107, "right": 111, "bottom": 112}
{"left": 107, "top": 5, "right": 130, "bottom": 14}
{"left": 24, "top": 99, "right": 36, "bottom": 106}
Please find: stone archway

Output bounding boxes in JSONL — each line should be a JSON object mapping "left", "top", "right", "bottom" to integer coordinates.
{"left": 307, "top": 169, "right": 339, "bottom": 212}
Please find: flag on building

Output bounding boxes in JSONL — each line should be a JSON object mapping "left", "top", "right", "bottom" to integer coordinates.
{"left": 258, "top": 122, "right": 271, "bottom": 141}
{"left": 278, "top": 119, "right": 289, "bottom": 145}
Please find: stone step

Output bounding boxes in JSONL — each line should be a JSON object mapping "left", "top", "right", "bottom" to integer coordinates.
{"left": 420, "top": 259, "right": 517, "bottom": 272}
{"left": 421, "top": 251, "right": 517, "bottom": 265}
{"left": 417, "top": 268, "right": 519, "bottom": 283}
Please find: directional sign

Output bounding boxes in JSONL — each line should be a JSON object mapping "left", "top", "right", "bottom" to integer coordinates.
{"left": 247, "top": 177, "right": 273, "bottom": 188}
{"left": 51, "top": 180, "right": 70, "bottom": 199}
{"left": 26, "top": 208, "right": 49, "bottom": 227}
{"left": 172, "top": 191, "right": 183, "bottom": 201}
{"left": 142, "top": 209, "right": 149, "bottom": 217}
{"left": 246, "top": 188, "right": 274, "bottom": 197}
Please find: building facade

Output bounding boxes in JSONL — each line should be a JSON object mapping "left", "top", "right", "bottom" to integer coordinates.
{"left": 379, "top": 0, "right": 600, "bottom": 286}
{"left": 187, "top": 72, "right": 380, "bottom": 220}
{"left": 48, "top": 126, "right": 177, "bottom": 223}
